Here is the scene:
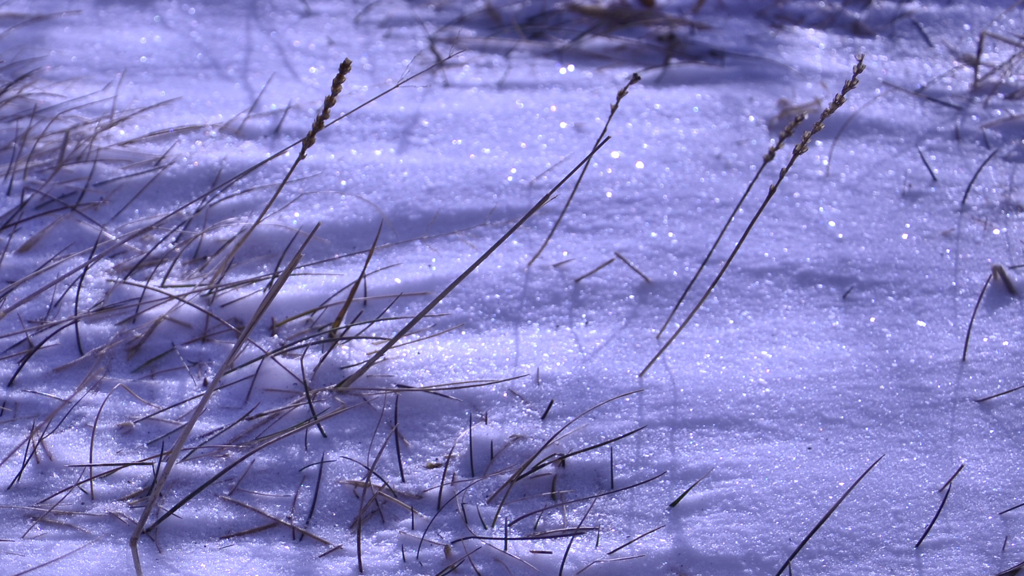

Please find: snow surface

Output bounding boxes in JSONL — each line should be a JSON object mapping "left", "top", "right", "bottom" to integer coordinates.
{"left": 4, "top": 0, "right": 1024, "bottom": 574}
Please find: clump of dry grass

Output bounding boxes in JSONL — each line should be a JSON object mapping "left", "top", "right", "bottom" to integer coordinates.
{"left": 0, "top": 19, "right": 662, "bottom": 571}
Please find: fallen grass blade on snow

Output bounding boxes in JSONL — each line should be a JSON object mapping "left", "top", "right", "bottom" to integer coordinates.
{"left": 774, "top": 455, "right": 883, "bottom": 576}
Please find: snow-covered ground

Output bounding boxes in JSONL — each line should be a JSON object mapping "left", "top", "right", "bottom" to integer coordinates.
{"left": 4, "top": 1, "right": 1024, "bottom": 574}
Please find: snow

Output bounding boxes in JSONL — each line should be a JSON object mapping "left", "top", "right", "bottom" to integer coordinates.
{"left": 4, "top": 0, "right": 1024, "bottom": 575}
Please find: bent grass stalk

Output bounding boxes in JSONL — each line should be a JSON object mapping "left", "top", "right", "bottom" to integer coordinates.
{"left": 656, "top": 112, "right": 805, "bottom": 339}
{"left": 962, "top": 264, "right": 1021, "bottom": 362}
{"left": 336, "top": 136, "right": 612, "bottom": 389}
{"left": 207, "top": 59, "right": 351, "bottom": 285}
{"left": 528, "top": 73, "right": 640, "bottom": 267}
{"left": 642, "top": 54, "right": 867, "bottom": 377}
{"left": 916, "top": 464, "right": 963, "bottom": 548}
